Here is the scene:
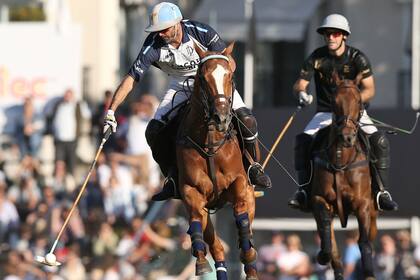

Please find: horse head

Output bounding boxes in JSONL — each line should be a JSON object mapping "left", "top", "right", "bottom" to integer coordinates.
{"left": 331, "top": 72, "right": 363, "bottom": 147}
{"left": 194, "top": 42, "right": 236, "bottom": 133}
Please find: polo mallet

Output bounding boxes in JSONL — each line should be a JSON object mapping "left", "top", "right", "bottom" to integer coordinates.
{"left": 35, "top": 129, "right": 112, "bottom": 266}
{"left": 254, "top": 106, "right": 301, "bottom": 198}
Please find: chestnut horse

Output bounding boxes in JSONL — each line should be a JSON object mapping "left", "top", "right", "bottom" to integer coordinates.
{"left": 311, "top": 74, "right": 378, "bottom": 280}
{"left": 176, "top": 42, "right": 258, "bottom": 280}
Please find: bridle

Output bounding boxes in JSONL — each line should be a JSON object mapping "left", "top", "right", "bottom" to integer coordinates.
{"left": 315, "top": 81, "right": 368, "bottom": 172}
{"left": 196, "top": 54, "right": 234, "bottom": 131}
{"left": 331, "top": 82, "right": 363, "bottom": 148}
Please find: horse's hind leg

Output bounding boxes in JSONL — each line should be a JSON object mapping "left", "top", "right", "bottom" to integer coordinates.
{"left": 233, "top": 183, "right": 258, "bottom": 280}
{"left": 356, "top": 201, "right": 376, "bottom": 280}
{"left": 312, "top": 195, "right": 333, "bottom": 265}
{"left": 203, "top": 213, "right": 228, "bottom": 280}
{"left": 330, "top": 223, "right": 344, "bottom": 280}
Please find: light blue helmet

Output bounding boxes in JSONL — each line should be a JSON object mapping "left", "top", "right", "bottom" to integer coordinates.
{"left": 145, "top": 2, "right": 183, "bottom": 33}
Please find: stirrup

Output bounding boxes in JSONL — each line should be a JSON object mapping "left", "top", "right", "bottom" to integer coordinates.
{"left": 376, "top": 190, "right": 392, "bottom": 211}
{"left": 247, "top": 163, "right": 271, "bottom": 188}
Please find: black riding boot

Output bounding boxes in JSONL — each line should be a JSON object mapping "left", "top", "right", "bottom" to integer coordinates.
{"left": 288, "top": 133, "right": 312, "bottom": 210}
{"left": 236, "top": 108, "right": 272, "bottom": 189}
{"left": 370, "top": 131, "right": 398, "bottom": 211}
{"left": 145, "top": 119, "right": 180, "bottom": 201}
{"left": 151, "top": 167, "right": 181, "bottom": 201}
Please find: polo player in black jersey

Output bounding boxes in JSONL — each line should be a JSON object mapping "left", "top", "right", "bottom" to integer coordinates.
{"left": 288, "top": 14, "right": 398, "bottom": 211}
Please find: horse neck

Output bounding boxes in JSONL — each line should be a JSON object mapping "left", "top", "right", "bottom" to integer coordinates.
{"left": 184, "top": 90, "right": 226, "bottom": 145}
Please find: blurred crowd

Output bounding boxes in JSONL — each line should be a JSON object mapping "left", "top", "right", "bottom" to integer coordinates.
{"left": 0, "top": 90, "right": 419, "bottom": 280}
{"left": 257, "top": 230, "right": 420, "bottom": 280}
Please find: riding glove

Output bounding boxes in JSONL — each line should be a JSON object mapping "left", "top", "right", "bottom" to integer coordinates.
{"left": 104, "top": 109, "right": 117, "bottom": 133}
{"left": 298, "top": 91, "right": 313, "bottom": 107}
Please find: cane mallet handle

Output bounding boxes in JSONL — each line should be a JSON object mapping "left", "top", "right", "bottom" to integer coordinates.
{"left": 262, "top": 107, "right": 301, "bottom": 169}
{"left": 49, "top": 129, "right": 111, "bottom": 253}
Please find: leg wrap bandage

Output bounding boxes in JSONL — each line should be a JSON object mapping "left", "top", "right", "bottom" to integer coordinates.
{"left": 187, "top": 221, "right": 206, "bottom": 257}
{"left": 215, "top": 261, "right": 228, "bottom": 280}
{"left": 235, "top": 213, "right": 254, "bottom": 251}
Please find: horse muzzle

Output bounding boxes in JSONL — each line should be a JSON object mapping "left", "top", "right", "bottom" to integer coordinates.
{"left": 213, "top": 112, "right": 232, "bottom": 132}
{"left": 339, "top": 131, "right": 357, "bottom": 147}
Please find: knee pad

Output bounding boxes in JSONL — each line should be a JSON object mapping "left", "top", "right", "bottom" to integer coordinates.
{"left": 369, "top": 131, "right": 390, "bottom": 169}
{"left": 235, "top": 107, "right": 258, "bottom": 141}
{"left": 294, "top": 133, "right": 313, "bottom": 170}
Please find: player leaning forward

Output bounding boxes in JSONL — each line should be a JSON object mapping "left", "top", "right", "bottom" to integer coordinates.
{"left": 103, "top": 2, "right": 272, "bottom": 200}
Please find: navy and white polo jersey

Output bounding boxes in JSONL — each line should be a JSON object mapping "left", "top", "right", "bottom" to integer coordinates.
{"left": 128, "top": 20, "right": 226, "bottom": 81}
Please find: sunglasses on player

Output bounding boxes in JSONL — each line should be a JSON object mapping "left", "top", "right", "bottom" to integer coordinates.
{"left": 323, "top": 31, "right": 343, "bottom": 38}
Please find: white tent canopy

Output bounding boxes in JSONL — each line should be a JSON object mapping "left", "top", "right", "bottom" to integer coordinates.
{"left": 193, "top": 0, "right": 320, "bottom": 42}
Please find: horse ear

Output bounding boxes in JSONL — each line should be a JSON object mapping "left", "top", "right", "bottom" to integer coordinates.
{"left": 222, "top": 41, "right": 235, "bottom": 56}
{"left": 223, "top": 42, "right": 236, "bottom": 72}
{"left": 332, "top": 70, "right": 341, "bottom": 85}
{"left": 194, "top": 42, "right": 206, "bottom": 59}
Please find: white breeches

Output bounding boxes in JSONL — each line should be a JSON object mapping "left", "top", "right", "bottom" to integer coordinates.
{"left": 153, "top": 77, "right": 246, "bottom": 122}
{"left": 303, "top": 110, "right": 378, "bottom": 136}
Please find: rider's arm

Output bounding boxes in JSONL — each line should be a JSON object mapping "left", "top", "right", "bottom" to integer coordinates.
{"left": 109, "top": 75, "right": 136, "bottom": 111}
{"left": 109, "top": 34, "right": 159, "bottom": 112}
{"left": 293, "top": 78, "right": 310, "bottom": 96}
{"left": 355, "top": 50, "right": 375, "bottom": 103}
{"left": 293, "top": 50, "right": 316, "bottom": 98}
{"left": 359, "top": 75, "right": 375, "bottom": 103}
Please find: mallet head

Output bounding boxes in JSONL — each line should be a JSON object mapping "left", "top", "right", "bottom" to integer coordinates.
{"left": 35, "top": 254, "right": 61, "bottom": 266}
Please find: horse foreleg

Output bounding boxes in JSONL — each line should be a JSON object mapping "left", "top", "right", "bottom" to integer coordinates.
{"left": 312, "top": 195, "right": 333, "bottom": 265}
{"left": 183, "top": 185, "right": 212, "bottom": 276}
{"left": 233, "top": 183, "right": 258, "bottom": 280}
{"left": 203, "top": 214, "right": 228, "bottom": 280}
{"left": 369, "top": 206, "right": 378, "bottom": 242}
{"left": 330, "top": 223, "right": 344, "bottom": 280}
{"left": 356, "top": 201, "right": 375, "bottom": 280}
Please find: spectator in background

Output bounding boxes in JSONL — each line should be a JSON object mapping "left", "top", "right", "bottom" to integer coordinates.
{"left": 59, "top": 245, "right": 87, "bottom": 280}
{"left": 114, "top": 94, "right": 161, "bottom": 192}
{"left": 343, "top": 230, "right": 361, "bottom": 280}
{"left": 374, "top": 234, "right": 398, "bottom": 280}
{"left": 258, "top": 231, "right": 286, "bottom": 278}
{"left": 7, "top": 175, "right": 41, "bottom": 221}
{"left": 415, "top": 243, "right": 420, "bottom": 268}
{"left": 92, "top": 222, "right": 119, "bottom": 258}
{"left": 394, "top": 230, "right": 419, "bottom": 279}
{"left": 102, "top": 155, "right": 135, "bottom": 224}
{"left": 276, "top": 234, "right": 311, "bottom": 280}
{"left": 0, "top": 182, "right": 19, "bottom": 246}
{"left": 17, "top": 96, "right": 45, "bottom": 158}
{"left": 47, "top": 88, "right": 90, "bottom": 174}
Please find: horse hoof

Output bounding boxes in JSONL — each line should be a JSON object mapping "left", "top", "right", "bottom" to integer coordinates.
{"left": 365, "top": 277, "right": 376, "bottom": 280}
{"left": 195, "top": 259, "right": 213, "bottom": 276}
{"left": 317, "top": 251, "right": 331, "bottom": 265}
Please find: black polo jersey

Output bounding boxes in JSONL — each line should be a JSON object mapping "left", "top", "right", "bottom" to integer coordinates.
{"left": 299, "top": 45, "right": 373, "bottom": 112}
